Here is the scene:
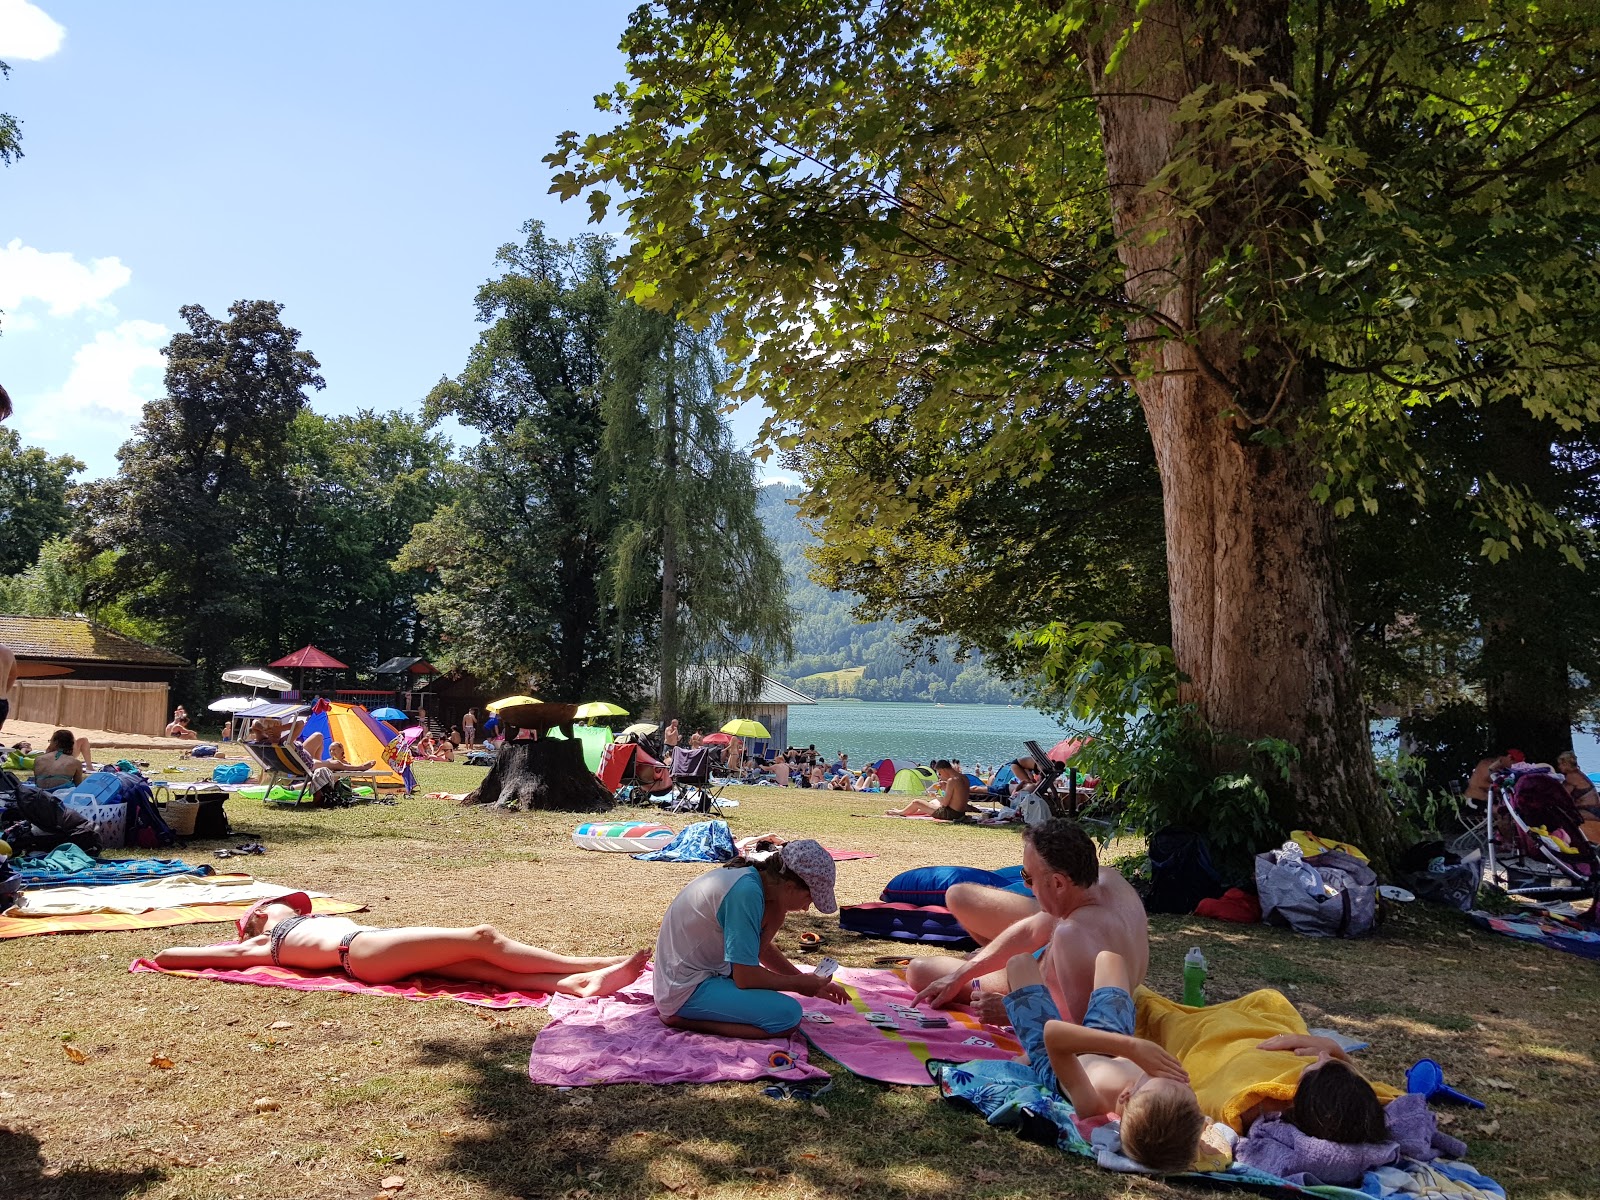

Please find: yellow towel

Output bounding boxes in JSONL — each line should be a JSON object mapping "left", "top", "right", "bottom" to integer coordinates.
{"left": 1135, "top": 987, "right": 1398, "bottom": 1133}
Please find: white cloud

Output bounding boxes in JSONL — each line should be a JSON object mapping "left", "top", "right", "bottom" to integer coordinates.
{"left": 0, "top": 239, "right": 131, "bottom": 318}
{"left": 0, "top": 0, "right": 64, "bottom": 59}
{"left": 25, "top": 320, "right": 169, "bottom": 430}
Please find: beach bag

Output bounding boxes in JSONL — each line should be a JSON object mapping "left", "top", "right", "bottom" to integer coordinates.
{"left": 1012, "top": 790, "right": 1054, "bottom": 828}
{"left": 189, "top": 744, "right": 218, "bottom": 758}
{"left": 212, "top": 761, "right": 250, "bottom": 785}
{"left": 1256, "top": 847, "right": 1379, "bottom": 937}
{"left": 7, "top": 781, "right": 100, "bottom": 855}
{"left": 120, "top": 773, "right": 175, "bottom": 849}
{"left": 1145, "top": 827, "right": 1226, "bottom": 915}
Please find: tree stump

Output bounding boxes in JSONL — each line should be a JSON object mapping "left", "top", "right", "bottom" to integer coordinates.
{"left": 466, "top": 737, "right": 612, "bottom": 812}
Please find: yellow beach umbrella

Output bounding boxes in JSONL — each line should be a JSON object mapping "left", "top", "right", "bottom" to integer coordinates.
{"left": 574, "top": 701, "right": 629, "bottom": 721}
{"left": 620, "top": 722, "right": 660, "bottom": 736}
{"left": 720, "top": 718, "right": 771, "bottom": 739}
{"left": 486, "top": 694, "right": 541, "bottom": 712}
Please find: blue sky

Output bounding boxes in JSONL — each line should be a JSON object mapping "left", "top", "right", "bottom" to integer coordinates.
{"left": 0, "top": 0, "right": 778, "bottom": 480}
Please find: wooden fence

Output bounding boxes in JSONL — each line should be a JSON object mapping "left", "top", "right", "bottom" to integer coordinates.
{"left": 10, "top": 679, "right": 170, "bottom": 737}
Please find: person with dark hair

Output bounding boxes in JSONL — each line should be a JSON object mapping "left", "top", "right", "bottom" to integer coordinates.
{"left": 1138, "top": 989, "right": 1398, "bottom": 1138}
{"left": 154, "top": 892, "right": 650, "bottom": 996}
{"left": 909, "top": 819, "right": 1149, "bottom": 1024}
{"left": 884, "top": 760, "right": 971, "bottom": 820}
{"left": 32, "top": 729, "right": 93, "bottom": 790}
{"left": 653, "top": 839, "right": 850, "bottom": 1038}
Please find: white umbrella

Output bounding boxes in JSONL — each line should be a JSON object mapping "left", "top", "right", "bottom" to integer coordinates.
{"left": 221, "top": 667, "right": 292, "bottom": 691}
{"left": 621, "top": 722, "right": 660, "bottom": 736}
{"left": 208, "top": 696, "right": 256, "bottom": 713}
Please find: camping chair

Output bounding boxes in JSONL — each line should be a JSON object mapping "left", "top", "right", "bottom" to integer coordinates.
{"left": 1489, "top": 770, "right": 1600, "bottom": 924}
{"left": 1023, "top": 740, "right": 1079, "bottom": 821}
{"left": 668, "top": 747, "right": 726, "bottom": 816}
{"left": 242, "top": 741, "right": 381, "bottom": 806}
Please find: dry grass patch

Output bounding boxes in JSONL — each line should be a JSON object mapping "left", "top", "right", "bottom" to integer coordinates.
{"left": 1, "top": 765, "right": 1595, "bottom": 1198}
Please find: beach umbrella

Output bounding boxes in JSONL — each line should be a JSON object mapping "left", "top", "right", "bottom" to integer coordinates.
{"left": 887, "top": 766, "right": 938, "bottom": 794}
{"left": 370, "top": 707, "right": 408, "bottom": 722}
{"left": 207, "top": 696, "right": 256, "bottom": 713}
{"left": 575, "top": 701, "right": 629, "bottom": 721}
{"left": 620, "top": 721, "right": 660, "bottom": 736}
{"left": 1046, "top": 737, "right": 1091, "bottom": 764}
{"left": 701, "top": 732, "right": 734, "bottom": 746}
{"left": 720, "top": 718, "right": 770, "bottom": 739}
{"left": 486, "top": 694, "right": 541, "bottom": 712}
{"left": 222, "top": 667, "right": 292, "bottom": 691}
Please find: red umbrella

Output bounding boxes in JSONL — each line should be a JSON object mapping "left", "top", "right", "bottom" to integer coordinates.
{"left": 270, "top": 645, "right": 349, "bottom": 670}
{"left": 701, "top": 732, "right": 733, "bottom": 745}
{"left": 1046, "top": 737, "right": 1091, "bottom": 764}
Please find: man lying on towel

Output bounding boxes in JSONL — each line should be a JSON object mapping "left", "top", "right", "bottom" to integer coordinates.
{"left": 909, "top": 820, "right": 1148, "bottom": 1023}
{"left": 154, "top": 893, "right": 651, "bottom": 997}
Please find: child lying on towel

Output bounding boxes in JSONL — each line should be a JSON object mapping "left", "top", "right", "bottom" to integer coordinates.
{"left": 153, "top": 893, "right": 650, "bottom": 997}
{"left": 1008, "top": 949, "right": 1207, "bottom": 1173}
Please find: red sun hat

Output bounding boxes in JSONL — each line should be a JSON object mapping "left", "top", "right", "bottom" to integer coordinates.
{"left": 236, "top": 891, "right": 312, "bottom": 939}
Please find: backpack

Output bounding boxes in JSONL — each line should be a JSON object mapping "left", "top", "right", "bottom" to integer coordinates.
{"left": 211, "top": 761, "right": 250, "bottom": 785}
{"left": 1255, "top": 847, "right": 1380, "bottom": 937}
{"left": 119, "top": 773, "right": 175, "bottom": 849}
{"left": 1144, "top": 827, "right": 1226, "bottom": 915}
{"left": 4, "top": 780, "right": 101, "bottom": 855}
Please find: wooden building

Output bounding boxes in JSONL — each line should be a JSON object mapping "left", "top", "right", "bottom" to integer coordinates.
{"left": 1, "top": 615, "right": 189, "bottom": 736}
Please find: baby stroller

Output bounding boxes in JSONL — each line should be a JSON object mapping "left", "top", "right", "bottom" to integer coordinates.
{"left": 1488, "top": 769, "right": 1599, "bottom": 924}
{"left": 667, "top": 747, "right": 726, "bottom": 816}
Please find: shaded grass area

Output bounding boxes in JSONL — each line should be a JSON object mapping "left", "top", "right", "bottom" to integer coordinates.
{"left": 1, "top": 766, "right": 1597, "bottom": 1199}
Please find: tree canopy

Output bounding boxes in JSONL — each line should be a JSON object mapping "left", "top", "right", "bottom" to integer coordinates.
{"left": 0, "top": 428, "right": 82, "bottom": 576}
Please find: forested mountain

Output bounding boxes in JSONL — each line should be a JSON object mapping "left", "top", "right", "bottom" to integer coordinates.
{"left": 760, "top": 484, "right": 1019, "bottom": 704}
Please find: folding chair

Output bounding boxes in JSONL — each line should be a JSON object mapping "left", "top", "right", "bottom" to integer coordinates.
{"left": 668, "top": 747, "right": 727, "bottom": 815}
{"left": 1023, "top": 739, "right": 1079, "bottom": 820}
{"left": 242, "top": 741, "right": 380, "bottom": 806}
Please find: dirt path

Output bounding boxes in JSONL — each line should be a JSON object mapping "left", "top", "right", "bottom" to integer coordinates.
{"left": 1, "top": 715, "right": 226, "bottom": 753}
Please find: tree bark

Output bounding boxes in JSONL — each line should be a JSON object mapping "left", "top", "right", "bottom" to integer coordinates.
{"left": 466, "top": 738, "right": 613, "bottom": 812}
{"left": 1084, "top": 0, "right": 1390, "bottom": 850}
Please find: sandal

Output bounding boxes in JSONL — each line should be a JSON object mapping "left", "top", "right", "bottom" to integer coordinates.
{"left": 798, "top": 931, "right": 824, "bottom": 950}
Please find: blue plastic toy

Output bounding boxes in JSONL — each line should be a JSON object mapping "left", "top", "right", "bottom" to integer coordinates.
{"left": 1405, "top": 1058, "right": 1486, "bottom": 1109}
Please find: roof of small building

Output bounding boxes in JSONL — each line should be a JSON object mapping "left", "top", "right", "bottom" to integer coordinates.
{"left": 0, "top": 614, "right": 189, "bottom": 667}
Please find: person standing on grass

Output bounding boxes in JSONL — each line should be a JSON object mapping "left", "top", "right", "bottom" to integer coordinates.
{"left": 664, "top": 719, "right": 681, "bottom": 750}
{"left": 653, "top": 840, "right": 850, "bottom": 1038}
{"left": 462, "top": 709, "right": 476, "bottom": 748}
{"left": 0, "top": 642, "right": 15, "bottom": 735}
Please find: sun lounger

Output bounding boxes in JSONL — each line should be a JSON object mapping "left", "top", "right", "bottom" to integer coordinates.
{"left": 241, "top": 741, "right": 381, "bottom": 805}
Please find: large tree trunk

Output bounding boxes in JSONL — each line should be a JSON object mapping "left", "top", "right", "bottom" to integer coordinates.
{"left": 466, "top": 738, "right": 613, "bottom": 812}
{"left": 1084, "top": 0, "right": 1390, "bottom": 850}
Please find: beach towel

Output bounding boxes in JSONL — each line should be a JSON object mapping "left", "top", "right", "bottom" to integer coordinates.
{"left": 131, "top": 958, "right": 549, "bottom": 1009}
{"left": 11, "top": 843, "right": 213, "bottom": 889}
{"left": 1235, "top": 1096, "right": 1468, "bottom": 1186}
{"left": 928, "top": 1058, "right": 1503, "bottom": 1199}
{"left": 526, "top": 970, "right": 826, "bottom": 1086}
{"left": 5, "top": 875, "right": 322, "bottom": 917}
{"left": 825, "top": 848, "right": 876, "bottom": 861}
{"left": 795, "top": 966, "right": 1020, "bottom": 1086}
{"left": 0, "top": 896, "right": 364, "bottom": 940}
{"left": 1468, "top": 909, "right": 1600, "bottom": 961}
{"left": 632, "top": 820, "right": 736, "bottom": 863}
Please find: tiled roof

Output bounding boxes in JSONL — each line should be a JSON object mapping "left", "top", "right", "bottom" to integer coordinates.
{"left": 0, "top": 615, "right": 189, "bottom": 667}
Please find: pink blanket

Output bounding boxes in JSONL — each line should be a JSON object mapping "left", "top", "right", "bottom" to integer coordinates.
{"left": 797, "top": 966, "right": 1022, "bottom": 1086}
{"left": 526, "top": 971, "right": 827, "bottom": 1087}
{"left": 129, "top": 959, "right": 550, "bottom": 1009}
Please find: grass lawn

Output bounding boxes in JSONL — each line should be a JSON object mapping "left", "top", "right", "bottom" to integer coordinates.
{"left": 1, "top": 760, "right": 1595, "bottom": 1200}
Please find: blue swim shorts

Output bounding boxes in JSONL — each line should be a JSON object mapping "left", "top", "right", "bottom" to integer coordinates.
{"left": 673, "top": 974, "right": 802, "bottom": 1035}
{"left": 1081, "top": 985, "right": 1135, "bottom": 1037}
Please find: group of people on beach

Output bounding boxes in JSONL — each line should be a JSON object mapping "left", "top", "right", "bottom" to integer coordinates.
{"left": 154, "top": 815, "right": 1393, "bottom": 1175}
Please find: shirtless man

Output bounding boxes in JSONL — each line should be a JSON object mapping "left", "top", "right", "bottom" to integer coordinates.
{"left": 1464, "top": 750, "right": 1523, "bottom": 802}
{"left": 909, "top": 819, "right": 1148, "bottom": 1024}
{"left": 0, "top": 642, "right": 15, "bottom": 735}
{"left": 886, "top": 760, "right": 972, "bottom": 820}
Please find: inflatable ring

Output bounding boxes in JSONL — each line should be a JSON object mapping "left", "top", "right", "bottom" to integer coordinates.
{"left": 767, "top": 1049, "right": 796, "bottom": 1072}
{"left": 798, "top": 931, "right": 823, "bottom": 949}
{"left": 571, "top": 821, "right": 676, "bottom": 853}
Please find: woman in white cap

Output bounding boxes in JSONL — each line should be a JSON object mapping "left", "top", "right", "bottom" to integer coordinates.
{"left": 654, "top": 839, "right": 850, "bottom": 1038}
{"left": 152, "top": 894, "right": 649, "bottom": 997}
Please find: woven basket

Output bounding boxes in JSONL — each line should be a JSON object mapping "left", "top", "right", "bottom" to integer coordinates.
{"left": 163, "top": 799, "right": 200, "bottom": 837}
{"left": 79, "top": 802, "right": 127, "bottom": 850}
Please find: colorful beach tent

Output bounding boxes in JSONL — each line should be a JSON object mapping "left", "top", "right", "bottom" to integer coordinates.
{"left": 597, "top": 742, "right": 664, "bottom": 792}
{"left": 298, "top": 701, "right": 416, "bottom": 792}
{"left": 887, "top": 765, "right": 938, "bottom": 794}
{"left": 545, "top": 723, "right": 614, "bottom": 772}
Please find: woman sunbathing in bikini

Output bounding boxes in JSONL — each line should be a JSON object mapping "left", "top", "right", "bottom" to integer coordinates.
{"left": 153, "top": 893, "right": 650, "bottom": 997}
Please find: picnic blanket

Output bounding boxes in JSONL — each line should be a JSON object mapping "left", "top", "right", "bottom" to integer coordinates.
{"left": 130, "top": 958, "right": 550, "bottom": 1009}
{"left": 11, "top": 843, "right": 213, "bottom": 889}
{"left": 5, "top": 874, "right": 322, "bottom": 916}
{"left": 633, "top": 820, "right": 736, "bottom": 863}
{"left": 526, "top": 969, "right": 826, "bottom": 1086}
{"left": 928, "top": 1057, "right": 1505, "bottom": 1199}
{"left": 0, "top": 896, "right": 364, "bottom": 940}
{"left": 1468, "top": 909, "right": 1600, "bottom": 961}
{"left": 795, "top": 966, "right": 1021, "bottom": 1086}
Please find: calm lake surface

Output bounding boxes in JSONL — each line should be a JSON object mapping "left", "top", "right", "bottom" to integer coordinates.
{"left": 787, "top": 702, "right": 1600, "bottom": 778}
{"left": 785, "top": 700, "right": 1070, "bottom": 772}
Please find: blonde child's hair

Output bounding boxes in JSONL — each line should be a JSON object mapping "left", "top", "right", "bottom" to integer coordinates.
{"left": 1120, "top": 1084, "right": 1205, "bottom": 1173}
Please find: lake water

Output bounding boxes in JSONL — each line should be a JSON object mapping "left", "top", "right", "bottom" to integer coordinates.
{"left": 787, "top": 701, "right": 1600, "bottom": 778}
{"left": 785, "top": 701, "right": 1070, "bottom": 772}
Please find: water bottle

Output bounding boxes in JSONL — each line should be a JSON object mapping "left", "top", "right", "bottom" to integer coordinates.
{"left": 1182, "top": 947, "right": 1208, "bottom": 1006}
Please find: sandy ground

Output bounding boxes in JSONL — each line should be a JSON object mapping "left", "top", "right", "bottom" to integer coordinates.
{"left": 0, "top": 715, "right": 241, "bottom": 754}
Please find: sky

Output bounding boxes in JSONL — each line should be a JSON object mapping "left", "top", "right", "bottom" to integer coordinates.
{"left": 0, "top": 0, "right": 781, "bottom": 480}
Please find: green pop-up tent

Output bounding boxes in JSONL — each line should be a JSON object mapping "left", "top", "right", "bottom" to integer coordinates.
{"left": 545, "top": 723, "right": 614, "bottom": 773}
{"left": 887, "top": 765, "right": 938, "bottom": 794}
